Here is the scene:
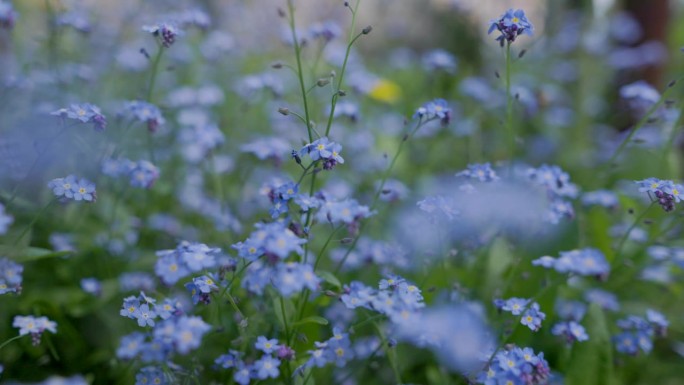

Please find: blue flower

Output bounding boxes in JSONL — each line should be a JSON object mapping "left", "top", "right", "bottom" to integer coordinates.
{"left": 215, "top": 350, "right": 242, "bottom": 369}
{"left": 143, "top": 22, "right": 183, "bottom": 48}
{"left": 255, "top": 336, "right": 280, "bottom": 354}
{"left": 488, "top": 9, "right": 534, "bottom": 43}
{"left": 72, "top": 177, "right": 96, "bottom": 202}
{"left": 51, "top": 103, "right": 106, "bottom": 131}
{"left": 533, "top": 248, "right": 609, "bottom": 278}
{"left": 12, "top": 315, "right": 57, "bottom": 345}
{"left": 116, "top": 332, "right": 146, "bottom": 360}
{"left": 501, "top": 297, "right": 529, "bottom": 315}
{"left": 552, "top": 321, "right": 589, "bottom": 344}
{"left": 135, "top": 304, "right": 157, "bottom": 327}
{"left": 47, "top": 175, "right": 96, "bottom": 202}
{"left": 413, "top": 99, "right": 451, "bottom": 125}
{"left": 0, "top": 257, "right": 23, "bottom": 295}
{"left": 126, "top": 101, "right": 165, "bottom": 132}
{"left": 253, "top": 355, "right": 280, "bottom": 380}
{"left": 80, "top": 278, "right": 102, "bottom": 296}
{"left": 135, "top": 366, "right": 168, "bottom": 385}
{"left": 0, "top": 203, "right": 12, "bottom": 235}
{"left": 456, "top": 163, "right": 499, "bottom": 182}
{"left": 129, "top": 160, "right": 160, "bottom": 189}
{"left": 520, "top": 303, "right": 545, "bottom": 331}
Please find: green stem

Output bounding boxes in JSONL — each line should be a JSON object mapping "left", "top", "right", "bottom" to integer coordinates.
{"left": 147, "top": 45, "right": 164, "bottom": 103}
{"left": 659, "top": 102, "right": 684, "bottom": 172}
{"left": 334, "top": 119, "right": 426, "bottom": 273}
{"left": 324, "top": 0, "right": 362, "bottom": 138}
{"left": 0, "top": 335, "right": 24, "bottom": 351}
{"left": 287, "top": 0, "right": 313, "bottom": 142}
{"left": 371, "top": 321, "right": 402, "bottom": 384}
{"left": 613, "top": 202, "right": 656, "bottom": 262}
{"left": 14, "top": 199, "right": 56, "bottom": 246}
{"left": 505, "top": 42, "right": 514, "bottom": 158}
{"left": 607, "top": 78, "right": 683, "bottom": 167}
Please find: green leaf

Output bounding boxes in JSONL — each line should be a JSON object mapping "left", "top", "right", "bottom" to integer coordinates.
{"left": 0, "top": 245, "right": 72, "bottom": 262}
{"left": 272, "top": 297, "right": 295, "bottom": 330}
{"left": 317, "top": 270, "right": 341, "bottom": 288}
{"left": 565, "top": 303, "right": 618, "bottom": 385}
{"left": 292, "top": 316, "right": 329, "bottom": 327}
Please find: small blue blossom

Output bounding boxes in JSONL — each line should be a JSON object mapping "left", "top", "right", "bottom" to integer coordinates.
{"left": 80, "top": 278, "right": 102, "bottom": 296}
{"left": 48, "top": 175, "right": 96, "bottom": 202}
{"left": 51, "top": 103, "right": 106, "bottom": 131}
{"left": 520, "top": 303, "right": 546, "bottom": 331}
{"left": 126, "top": 100, "right": 165, "bottom": 132}
{"left": 456, "top": 163, "right": 499, "bottom": 182}
{"left": 253, "top": 355, "right": 280, "bottom": 380}
{"left": 143, "top": 22, "right": 183, "bottom": 48}
{"left": 488, "top": 9, "right": 534, "bottom": 43}
{"left": 533, "top": 248, "right": 609, "bottom": 278}
{"left": 255, "top": 336, "right": 280, "bottom": 354}
{"left": 12, "top": 315, "right": 57, "bottom": 345}
{"left": 215, "top": 349, "right": 242, "bottom": 369}
{"left": 413, "top": 99, "right": 451, "bottom": 125}
{"left": 135, "top": 366, "right": 168, "bottom": 385}
{"left": 552, "top": 321, "right": 589, "bottom": 344}
{"left": 0, "top": 257, "right": 23, "bottom": 295}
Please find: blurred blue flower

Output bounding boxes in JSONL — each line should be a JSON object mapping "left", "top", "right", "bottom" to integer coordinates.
{"left": 143, "top": 22, "right": 183, "bottom": 48}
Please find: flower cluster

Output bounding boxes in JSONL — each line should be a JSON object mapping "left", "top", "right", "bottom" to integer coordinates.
{"left": 551, "top": 300, "right": 589, "bottom": 345}
{"left": 102, "top": 158, "right": 160, "bottom": 189}
{"left": 614, "top": 310, "right": 668, "bottom": 355}
{"left": 299, "top": 137, "right": 345, "bottom": 170}
{"left": 185, "top": 274, "right": 219, "bottom": 304}
{"left": 263, "top": 180, "right": 299, "bottom": 219}
{"left": 135, "top": 367, "right": 168, "bottom": 385}
{"left": 178, "top": 122, "right": 225, "bottom": 163}
{"left": 48, "top": 175, "right": 96, "bottom": 202}
{"left": 0, "top": 257, "right": 23, "bottom": 295}
{"left": 126, "top": 100, "right": 165, "bottom": 132}
{"left": 51, "top": 103, "right": 107, "bottom": 131}
{"left": 240, "top": 260, "right": 320, "bottom": 297}
{"left": 495, "top": 297, "right": 546, "bottom": 331}
{"left": 143, "top": 22, "right": 183, "bottom": 48}
{"left": 13, "top": 315, "right": 57, "bottom": 346}
{"left": 0, "top": 203, "right": 13, "bottom": 235}
{"left": 340, "top": 275, "right": 424, "bottom": 322}
{"left": 413, "top": 98, "right": 451, "bottom": 125}
{"left": 118, "top": 313, "right": 210, "bottom": 364}
{"left": 478, "top": 346, "right": 550, "bottom": 385}
{"left": 232, "top": 221, "right": 306, "bottom": 262}
{"left": 154, "top": 241, "right": 221, "bottom": 285}
{"left": 456, "top": 163, "right": 499, "bottom": 182}
{"left": 526, "top": 164, "right": 577, "bottom": 224}
{"left": 315, "top": 194, "right": 374, "bottom": 232}
{"left": 581, "top": 189, "right": 619, "bottom": 209}
{"left": 636, "top": 178, "right": 682, "bottom": 212}
{"left": 487, "top": 9, "right": 534, "bottom": 44}
{"left": 533, "top": 248, "right": 610, "bottom": 279}
{"left": 298, "top": 328, "right": 353, "bottom": 372}
{"left": 215, "top": 336, "right": 294, "bottom": 385}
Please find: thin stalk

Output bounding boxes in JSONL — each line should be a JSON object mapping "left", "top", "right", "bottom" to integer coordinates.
{"left": 14, "top": 199, "right": 55, "bottom": 246}
{"left": 324, "top": 0, "right": 362, "bottom": 137}
{"left": 505, "top": 42, "right": 514, "bottom": 158}
{"left": 0, "top": 335, "right": 23, "bottom": 351}
{"left": 287, "top": 0, "right": 313, "bottom": 142}
{"left": 334, "top": 119, "right": 426, "bottom": 273}
{"left": 607, "top": 78, "right": 683, "bottom": 167}
{"left": 613, "top": 201, "right": 656, "bottom": 261}
{"left": 147, "top": 45, "right": 164, "bottom": 103}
